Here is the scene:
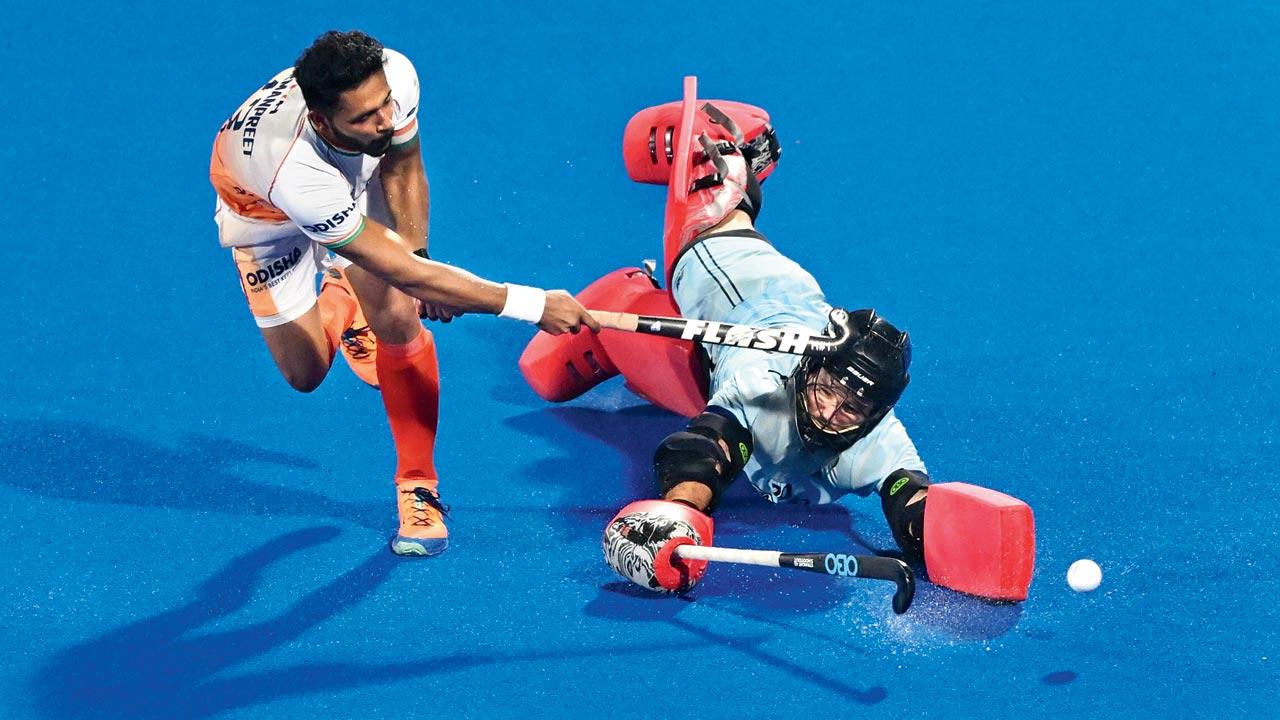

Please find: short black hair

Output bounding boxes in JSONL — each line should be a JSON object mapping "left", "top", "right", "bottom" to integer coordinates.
{"left": 294, "top": 30, "right": 386, "bottom": 114}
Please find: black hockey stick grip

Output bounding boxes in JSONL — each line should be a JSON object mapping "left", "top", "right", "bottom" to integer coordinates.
{"left": 589, "top": 307, "right": 854, "bottom": 357}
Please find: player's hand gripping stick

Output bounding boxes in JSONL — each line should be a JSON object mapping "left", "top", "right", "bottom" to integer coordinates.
{"left": 589, "top": 308, "right": 854, "bottom": 357}
{"left": 675, "top": 544, "right": 915, "bottom": 614}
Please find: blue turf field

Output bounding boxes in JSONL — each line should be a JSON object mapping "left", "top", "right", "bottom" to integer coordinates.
{"left": 3, "top": 2, "right": 1278, "bottom": 717}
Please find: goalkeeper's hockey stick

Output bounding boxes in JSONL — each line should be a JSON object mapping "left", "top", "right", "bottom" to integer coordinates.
{"left": 676, "top": 544, "right": 915, "bottom": 614}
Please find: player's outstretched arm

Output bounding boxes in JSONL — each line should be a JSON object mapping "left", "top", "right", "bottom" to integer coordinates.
{"left": 601, "top": 410, "right": 755, "bottom": 592}
{"left": 334, "top": 218, "right": 599, "bottom": 335}
{"left": 879, "top": 469, "right": 930, "bottom": 563}
{"left": 653, "top": 410, "right": 752, "bottom": 512}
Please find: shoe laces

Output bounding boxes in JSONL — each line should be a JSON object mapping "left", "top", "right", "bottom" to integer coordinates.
{"left": 400, "top": 486, "right": 450, "bottom": 527}
{"left": 341, "top": 325, "right": 375, "bottom": 359}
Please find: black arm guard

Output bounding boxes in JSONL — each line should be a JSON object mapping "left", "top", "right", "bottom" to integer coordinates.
{"left": 879, "top": 469, "right": 931, "bottom": 563}
{"left": 654, "top": 409, "right": 753, "bottom": 512}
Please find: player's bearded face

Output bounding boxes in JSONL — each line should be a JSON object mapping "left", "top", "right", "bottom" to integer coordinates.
{"left": 330, "top": 72, "right": 396, "bottom": 157}
{"left": 802, "top": 367, "right": 872, "bottom": 435}
{"left": 331, "top": 123, "right": 394, "bottom": 156}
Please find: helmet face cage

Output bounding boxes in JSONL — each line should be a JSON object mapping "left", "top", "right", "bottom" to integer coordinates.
{"left": 791, "top": 310, "right": 911, "bottom": 452}
{"left": 800, "top": 367, "right": 876, "bottom": 436}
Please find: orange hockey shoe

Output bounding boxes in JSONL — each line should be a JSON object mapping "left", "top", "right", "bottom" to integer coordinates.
{"left": 390, "top": 482, "right": 449, "bottom": 557}
{"left": 320, "top": 267, "right": 379, "bottom": 388}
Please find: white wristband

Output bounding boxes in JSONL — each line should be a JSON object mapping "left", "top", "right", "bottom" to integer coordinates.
{"left": 499, "top": 283, "right": 547, "bottom": 323}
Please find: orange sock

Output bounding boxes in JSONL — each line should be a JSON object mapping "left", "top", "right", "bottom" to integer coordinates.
{"left": 377, "top": 327, "right": 441, "bottom": 488}
{"left": 318, "top": 281, "right": 358, "bottom": 358}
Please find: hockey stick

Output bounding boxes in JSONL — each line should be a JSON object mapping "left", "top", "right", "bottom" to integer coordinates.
{"left": 676, "top": 544, "right": 915, "bottom": 614}
{"left": 589, "top": 307, "right": 854, "bottom": 357}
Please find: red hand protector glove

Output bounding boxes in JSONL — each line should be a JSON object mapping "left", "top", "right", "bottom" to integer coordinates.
{"left": 602, "top": 499, "right": 714, "bottom": 593}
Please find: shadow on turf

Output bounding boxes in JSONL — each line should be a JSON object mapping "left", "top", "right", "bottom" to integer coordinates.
{"left": 1043, "top": 670, "right": 1078, "bottom": 685}
{"left": 0, "top": 418, "right": 386, "bottom": 531}
{"left": 503, "top": 402, "right": 676, "bottom": 501}
{"left": 32, "top": 526, "right": 397, "bottom": 719}
{"left": 585, "top": 582, "right": 890, "bottom": 705}
{"left": 31, "top": 526, "right": 714, "bottom": 720}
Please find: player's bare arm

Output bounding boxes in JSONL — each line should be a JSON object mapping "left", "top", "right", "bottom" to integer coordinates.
{"left": 334, "top": 217, "right": 500, "bottom": 310}
{"left": 333, "top": 218, "right": 598, "bottom": 335}
{"left": 380, "top": 137, "right": 456, "bottom": 321}
{"left": 379, "top": 138, "right": 430, "bottom": 254}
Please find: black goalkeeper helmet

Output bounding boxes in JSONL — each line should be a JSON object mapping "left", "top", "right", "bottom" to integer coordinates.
{"left": 790, "top": 309, "right": 912, "bottom": 452}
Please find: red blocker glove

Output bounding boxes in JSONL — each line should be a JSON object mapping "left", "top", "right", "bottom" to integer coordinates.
{"left": 924, "top": 483, "right": 1036, "bottom": 601}
{"left": 602, "top": 500, "right": 714, "bottom": 593}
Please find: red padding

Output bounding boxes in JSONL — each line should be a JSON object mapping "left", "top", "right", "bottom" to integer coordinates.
{"left": 626, "top": 499, "right": 714, "bottom": 591}
{"left": 518, "top": 268, "right": 655, "bottom": 402}
{"left": 653, "top": 536, "right": 700, "bottom": 591}
{"left": 600, "top": 288, "right": 709, "bottom": 418}
{"left": 623, "top": 98, "right": 776, "bottom": 185}
{"left": 923, "top": 482, "right": 1036, "bottom": 601}
{"left": 662, "top": 77, "right": 698, "bottom": 286}
{"left": 623, "top": 100, "right": 684, "bottom": 185}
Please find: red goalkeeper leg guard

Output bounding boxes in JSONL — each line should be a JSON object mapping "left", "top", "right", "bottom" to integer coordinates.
{"left": 519, "top": 267, "right": 655, "bottom": 402}
{"left": 519, "top": 267, "right": 709, "bottom": 417}
{"left": 598, "top": 287, "right": 709, "bottom": 418}
{"left": 623, "top": 77, "right": 782, "bottom": 284}
{"left": 623, "top": 98, "right": 780, "bottom": 186}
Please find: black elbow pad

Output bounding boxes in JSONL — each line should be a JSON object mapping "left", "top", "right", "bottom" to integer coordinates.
{"left": 879, "top": 469, "right": 931, "bottom": 562}
{"left": 653, "top": 410, "right": 752, "bottom": 512}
